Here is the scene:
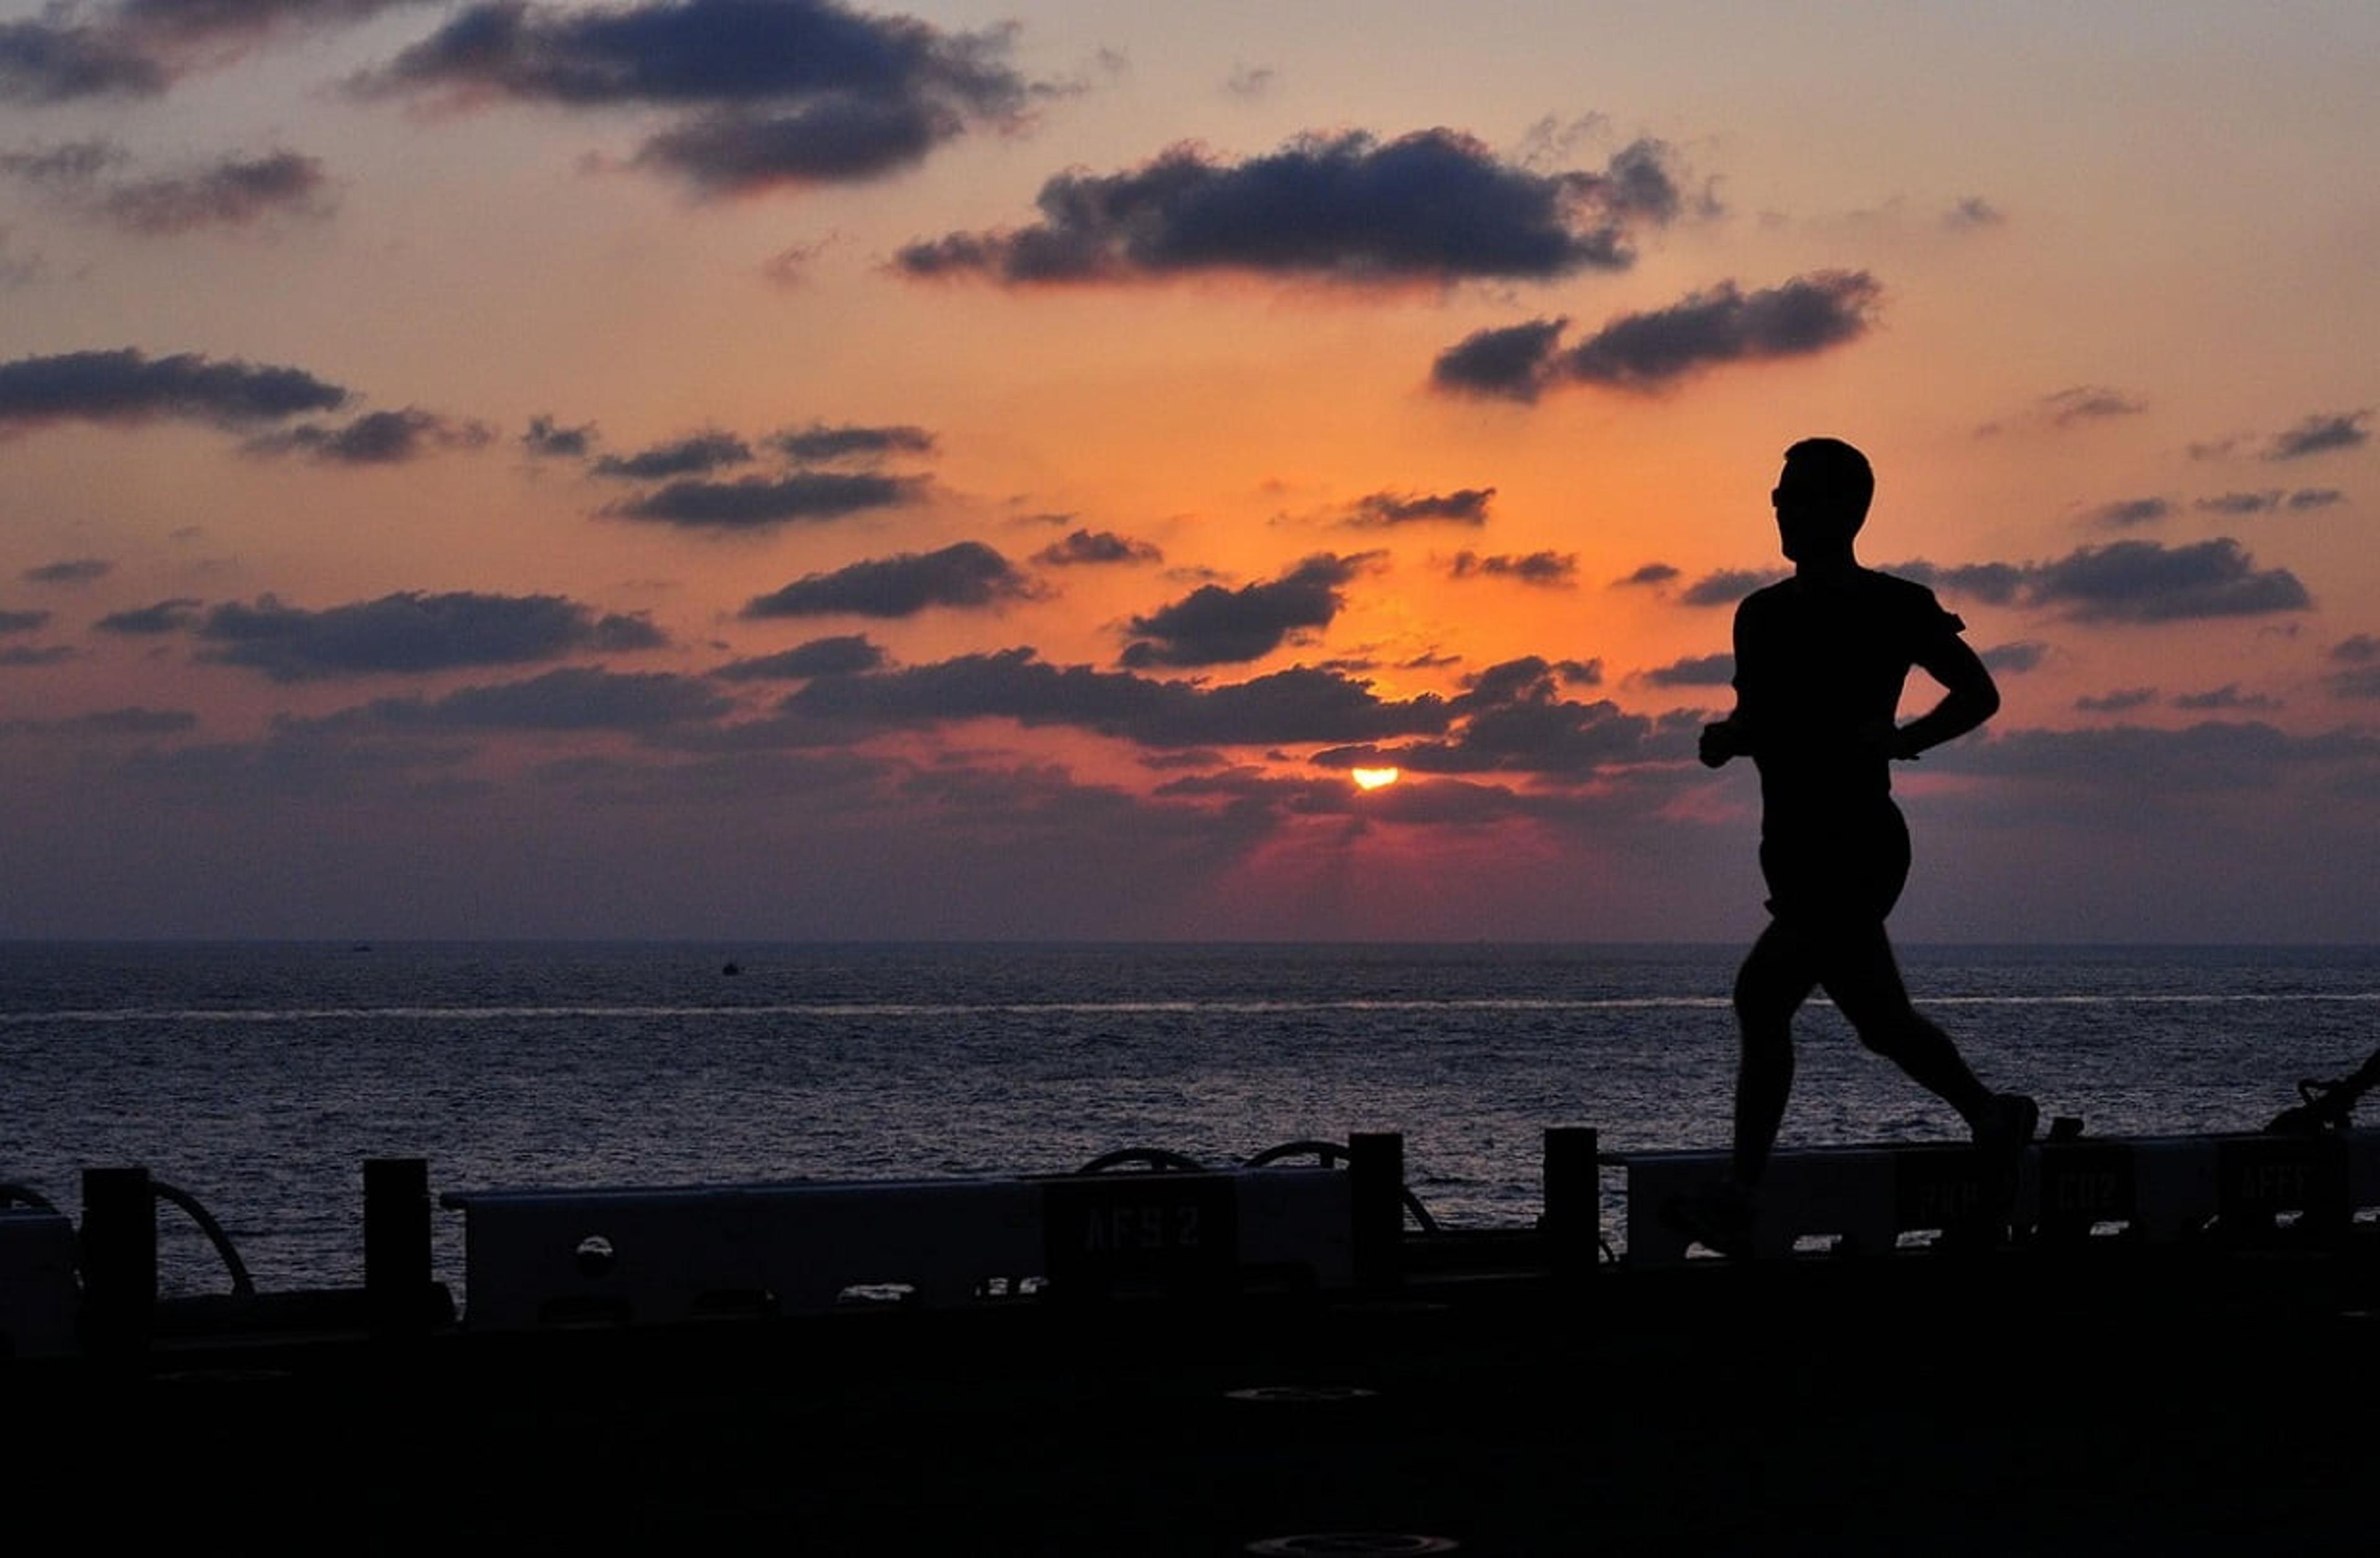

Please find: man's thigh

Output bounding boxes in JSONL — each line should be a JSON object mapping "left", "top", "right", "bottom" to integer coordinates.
{"left": 1813, "top": 921, "right": 1916, "bottom": 1030}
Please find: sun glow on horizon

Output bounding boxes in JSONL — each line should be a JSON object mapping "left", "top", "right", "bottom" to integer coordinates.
{"left": 1351, "top": 767, "right": 1401, "bottom": 791}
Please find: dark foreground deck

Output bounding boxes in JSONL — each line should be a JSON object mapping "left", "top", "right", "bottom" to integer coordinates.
{"left": 15, "top": 1241, "right": 2378, "bottom": 1556}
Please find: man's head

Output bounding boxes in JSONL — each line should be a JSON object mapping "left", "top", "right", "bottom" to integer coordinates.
{"left": 1773, "top": 438, "right": 1874, "bottom": 563}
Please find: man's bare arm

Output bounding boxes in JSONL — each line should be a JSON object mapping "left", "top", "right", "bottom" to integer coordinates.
{"left": 1892, "top": 635, "right": 2000, "bottom": 760}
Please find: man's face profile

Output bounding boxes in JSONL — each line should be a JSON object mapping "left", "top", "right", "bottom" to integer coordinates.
{"left": 1771, "top": 460, "right": 1855, "bottom": 562}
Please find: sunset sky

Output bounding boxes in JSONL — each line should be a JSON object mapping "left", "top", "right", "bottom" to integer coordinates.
{"left": 0, "top": 0, "right": 2373, "bottom": 941}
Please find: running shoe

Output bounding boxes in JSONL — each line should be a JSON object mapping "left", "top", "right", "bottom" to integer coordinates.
{"left": 1660, "top": 1179, "right": 1756, "bottom": 1259}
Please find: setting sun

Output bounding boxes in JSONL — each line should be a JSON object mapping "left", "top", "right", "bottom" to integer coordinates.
{"left": 1351, "top": 768, "right": 1403, "bottom": 792}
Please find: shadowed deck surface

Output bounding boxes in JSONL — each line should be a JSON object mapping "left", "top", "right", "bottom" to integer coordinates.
{"left": 17, "top": 1245, "right": 2376, "bottom": 1555}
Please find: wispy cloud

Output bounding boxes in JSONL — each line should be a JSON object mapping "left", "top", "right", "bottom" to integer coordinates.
{"left": 245, "top": 407, "right": 493, "bottom": 464}
{"left": 742, "top": 540, "right": 1034, "bottom": 618}
{"left": 1447, "top": 550, "right": 1577, "bottom": 588}
{"left": 1033, "top": 529, "right": 1162, "bottom": 567}
{"left": 1975, "top": 385, "right": 2146, "bottom": 437}
{"left": 1344, "top": 488, "right": 1495, "bottom": 527}
{"left": 194, "top": 591, "right": 666, "bottom": 680}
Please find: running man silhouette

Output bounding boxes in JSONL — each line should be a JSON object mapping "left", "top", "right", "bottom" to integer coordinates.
{"left": 1676, "top": 437, "right": 2035, "bottom": 1255}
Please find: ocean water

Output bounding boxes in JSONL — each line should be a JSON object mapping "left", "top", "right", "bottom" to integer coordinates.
{"left": 4, "top": 941, "right": 2378, "bottom": 1297}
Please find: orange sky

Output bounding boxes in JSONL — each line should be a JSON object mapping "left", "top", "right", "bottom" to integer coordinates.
{"left": 0, "top": 0, "right": 2373, "bottom": 939}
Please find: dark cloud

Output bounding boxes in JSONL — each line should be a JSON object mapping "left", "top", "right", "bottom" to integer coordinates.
{"left": 1678, "top": 567, "right": 1787, "bottom": 607}
{"left": 0, "top": 609, "right": 51, "bottom": 633}
{"left": 1559, "top": 271, "right": 1880, "bottom": 391}
{"left": 1688, "top": 545, "right": 2301, "bottom": 625}
{"left": 1614, "top": 562, "right": 1679, "bottom": 588}
{"left": 1943, "top": 196, "right": 2004, "bottom": 230}
{"left": 2020, "top": 537, "right": 2310, "bottom": 623}
{"left": 1447, "top": 550, "right": 1577, "bottom": 588}
{"left": 354, "top": 0, "right": 1033, "bottom": 195}
{"left": 116, "top": 0, "right": 441, "bottom": 39}
{"left": 635, "top": 99, "right": 958, "bottom": 193}
{"left": 895, "top": 130, "right": 1685, "bottom": 285}
{"left": 2194, "top": 491, "right": 2280, "bottom": 516}
{"left": 1886, "top": 558, "right": 2026, "bottom": 605}
{"left": 1033, "top": 529, "right": 1162, "bottom": 567}
{"left": 787, "top": 647, "right": 1452, "bottom": 749}
{"left": 289, "top": 666, "right": 733, "bottom": 733}
{"left": 2263, "top": 411, "right": 2370, "bottom": 461}
{"left": 1433, "top": 274, "right": 1879, "bottom": 400}
{"left": 0, "top": 21, "right": 165, "bottom": 102}
{"left": 1642, "top": 653, "right": 1732, "bottom": 687}
{"left": 2329, "top": 635, "right": 2380, "bottom": 700}
{"left": 591, "top": 430, "right": 754, "bottom": 480}
{"left": 1978, "top": 641, "right": 2048, "bottom": 675}
{"left": 2288, "top": 488, "right": 2345, "bottom": 511}
{"left": 1119, "top": 552, "right": 1373, "bottom": 668}
{"left": 2174, "top": 684, "right": 2280, "bottom": 712}
{"left": 711, "top": 633, "right": 885, "bottom": 680}
{"left": 1320, "top": 657, "right": 1657, "bottom": 775}
{"left": 0, "top": 645, "right": 77, "bottom": 667}
{"left": 770, "top": 421, "right": 934, "bottom": 462}
{"left": 1, "top": 3, "right": 437, "bottom": 103}
{"left": 24, "top": 558, "right": 110, "bottom": 584}
{"left": 94, "top": 598, "right": 202, "bottom": 635}
{"left": 1429, "top": 317, "right": 1566, "bottom": 402}
{"left": 245, "top": 407, "right": 494, "bottom": 464}
{"left": 1932, "top": 720, "right": 2380, "bottom": 793}
{"left": 0, "top": 141, "right": 330, "bottom": 235}
{"left": 2085, "top": 496, "right": 2171, "bottom": 528}
{"left": 742, "top": 540, "right": 1031, "bottom": 619}
{"left": 1346, "top": 487, "right": 1494, "bottom": 527}
{"left": 760, "top": 237, "right": 829, "bottom": 286}
{"left": 98, "top": 151, "right": 330, "bottom": 234}
{"left": 0, "top": 348, "right": 346, "bottom": 431}
{"left": 0, "top": 139, "right": 123, "bottom": 191}
{"left": 2076, "top": 687, "right": 2156, "bottom": 714}
{"left": 612, "top": 470, "right": 915, "bottom": 528}
{"left": 196, "top": 591, "right": 666, "bottom": 680}
{"left": 0, "top": 705, "right": 195, "bottom": 735}
{"left": 522, "top": 414, "right": 595, "bottom": 459}
{"left": 1224, "top": 64, "right": 1276, "bottom": 100}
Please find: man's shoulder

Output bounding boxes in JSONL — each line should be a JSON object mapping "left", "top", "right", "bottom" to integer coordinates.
{"left": 1855, "top": 566, "right": 1938, "bottom": 601}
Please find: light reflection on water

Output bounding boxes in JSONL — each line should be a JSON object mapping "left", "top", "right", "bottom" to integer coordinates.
{"left": 2, "top": 941, "right": 2375, "bottom": 1296}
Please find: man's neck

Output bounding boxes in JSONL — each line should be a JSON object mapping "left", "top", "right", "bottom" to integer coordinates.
{"left": 1791, "top": 547, "right": 1861, "bottom": 586}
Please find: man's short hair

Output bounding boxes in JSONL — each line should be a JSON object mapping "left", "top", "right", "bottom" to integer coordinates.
{"left": 1783, "top": 438, "right": 1874, "bottom": 527}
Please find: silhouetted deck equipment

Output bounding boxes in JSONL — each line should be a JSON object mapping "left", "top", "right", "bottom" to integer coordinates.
{"left": 9, "top": 1124, "right": 2380, "bottom": 1363}
{"left": 12, "top": 1126, "right": 2380, "bottom": 1554}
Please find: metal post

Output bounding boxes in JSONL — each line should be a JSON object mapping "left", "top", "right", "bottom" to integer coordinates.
{"left": 1349, "top": 1132, "right": 1404, "bottom": 1289}
{"left": 365, "top": 1158, "right": 432, "bottom": 1336}
{"left": 81, "top": 1165, "right": 155, "bottom": 1358}
{"left": 1543, "top": 1127, "right": 1599, "bottom": 1284}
